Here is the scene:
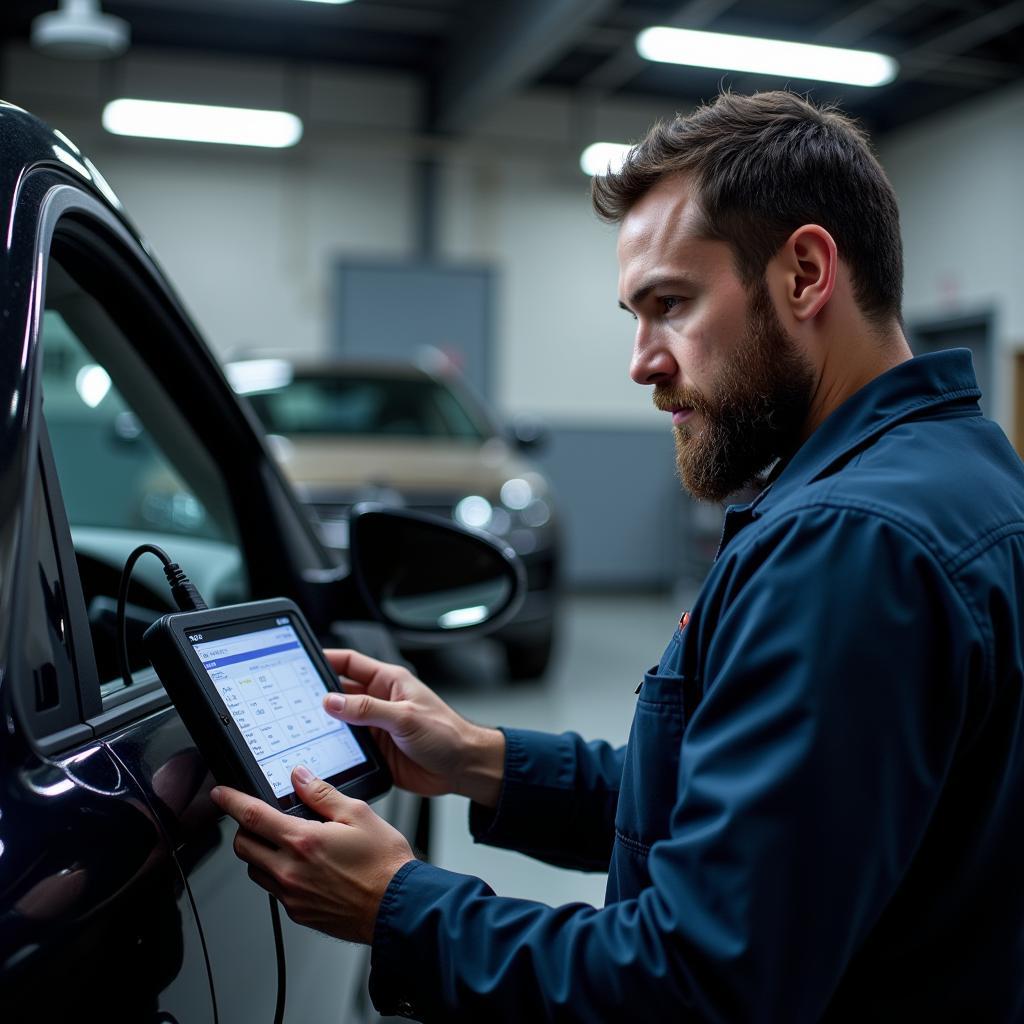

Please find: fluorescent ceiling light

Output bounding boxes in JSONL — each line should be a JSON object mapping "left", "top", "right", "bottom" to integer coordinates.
{"left": 580, "top": 141, "right": 632, "bottom": 176}
{"left": 636, "top": 27, "right": 898, "bottom": 87}
{"left": 102, "top": 99, "right": 303, "bottom": 148}
{"left": 297, "top": 0, "right": 355, "bottom": 4}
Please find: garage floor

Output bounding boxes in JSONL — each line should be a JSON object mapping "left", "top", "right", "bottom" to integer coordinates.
{"left": 421, "top": 591, "right": 690, "bottom": 911}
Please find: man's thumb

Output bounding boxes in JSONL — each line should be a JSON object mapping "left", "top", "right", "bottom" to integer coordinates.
{"left": 291, "top": 764, "right": 348, "bottom": 820}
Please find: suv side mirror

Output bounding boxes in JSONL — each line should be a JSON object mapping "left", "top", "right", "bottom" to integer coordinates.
{"left": 348, "top": 506, "right": 524, "bottom": 635}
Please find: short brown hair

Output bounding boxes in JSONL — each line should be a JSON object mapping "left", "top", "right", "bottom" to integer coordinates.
{"left": 592, "top": 91, "right": 903, "bottom": 326}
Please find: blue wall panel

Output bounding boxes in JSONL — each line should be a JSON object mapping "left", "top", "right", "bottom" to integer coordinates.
{"left": 534, "top": 426, "right": 709, "bottom": 590}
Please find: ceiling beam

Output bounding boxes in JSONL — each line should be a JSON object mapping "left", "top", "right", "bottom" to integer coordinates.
{"left": 106, "top": 0, "right": 451, "bottom": 34}
{"left": 430, "top": 0, "right": 617, "bottom": 134}
{"left": 712, "top": 0, "right": 1024, "bottom": 104}
{"left": 810, "top": 0, "right": 918, "bottom": 46}
{"left": 893, "top": 0, "right": 1024, "bottom": 86}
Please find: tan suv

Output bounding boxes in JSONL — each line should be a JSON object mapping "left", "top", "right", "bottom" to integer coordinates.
{"left": 227, "top": 356, "right": 561, "bottom": 679}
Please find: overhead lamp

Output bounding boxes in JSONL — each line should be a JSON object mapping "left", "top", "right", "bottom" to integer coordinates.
{"left": 102, "top": 99, "right": 303, "bottom": 148}
{"left": 636, "top": 26, "right": 898, "bottom": 87}
{"left": 580, "top": 141, "right": 631, "bottom": 176}
{"left": 296, "top": 0, "right": 355, "bottom": 4}
{"left": 31, "top": 0, "right": 129, "bottom": 60}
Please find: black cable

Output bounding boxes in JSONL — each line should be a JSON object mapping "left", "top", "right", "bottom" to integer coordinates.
{"left": 269, "top": 894, "right": 287, "bottom": 1024}
{"left": 118, "top": 543, "right": 285, "bottom": 1023}
{"left": 117, "top": 543, "right": 209, "bottom": 688}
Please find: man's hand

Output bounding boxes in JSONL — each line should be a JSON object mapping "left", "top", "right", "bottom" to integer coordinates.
{"left": 324, "top": 649, "right": 505, "bottom": 807}
{"left": 210, "top": 766, "right": 415, "bottom": 945}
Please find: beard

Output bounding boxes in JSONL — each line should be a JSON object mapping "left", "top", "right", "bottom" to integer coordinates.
{"left": 655, "top": 279, "right": 816, "bottom": 503}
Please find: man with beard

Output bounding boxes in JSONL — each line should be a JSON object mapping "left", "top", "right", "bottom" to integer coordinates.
{"left": 213, "top": 92, "right": 1024, "bottom": 1021}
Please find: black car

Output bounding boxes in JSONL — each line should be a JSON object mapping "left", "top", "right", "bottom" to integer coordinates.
{"left": 0, "top": 101, "right": 520, "bottom": 1021}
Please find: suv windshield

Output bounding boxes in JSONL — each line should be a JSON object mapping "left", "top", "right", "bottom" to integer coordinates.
{"left": 244, "top": 374, "right": 490, "bottom": 441}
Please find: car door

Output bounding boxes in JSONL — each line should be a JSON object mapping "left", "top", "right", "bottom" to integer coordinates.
{"left": 0, "top": 434, "right": 217, "bottom": 1024}
{"left": 1, "top": 159, "right": 402, "bottom": 1021}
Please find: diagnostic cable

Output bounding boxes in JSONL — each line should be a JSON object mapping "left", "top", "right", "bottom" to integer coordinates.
{"left": 117, "top": 543, "right": 287, "bottom": 1024}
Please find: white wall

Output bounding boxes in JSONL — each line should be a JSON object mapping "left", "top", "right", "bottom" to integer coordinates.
{"left": 2, "top": 45, "right": 679, "bottom": 428}
{"left": 6, "top": 43, "right": 1022, "bottom": 430}
{"left": 879, "top": 82, "right": 1024, "bottom": 427}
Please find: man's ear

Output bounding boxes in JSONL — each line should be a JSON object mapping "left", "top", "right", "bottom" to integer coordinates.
{"left": 772, "top": 224, "right": 837, "bottom": 322}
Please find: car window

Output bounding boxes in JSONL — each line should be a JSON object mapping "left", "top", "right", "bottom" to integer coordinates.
{"left": 243, "top": 375, "right": 489, "bottom": 441}
{"left": 40, "top": 255, "right": 250, "bottom": 697}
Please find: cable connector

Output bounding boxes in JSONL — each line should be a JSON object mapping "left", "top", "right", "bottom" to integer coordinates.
{"left": 118, "top": 543, "right": 210, "bottom": 689}
{"left": 163, "top": 561, "right": 209, "bottom": 612}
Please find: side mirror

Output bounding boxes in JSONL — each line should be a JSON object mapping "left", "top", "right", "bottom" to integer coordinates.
{"left": 348, "top": 506, "right": 524, "bottom": 636}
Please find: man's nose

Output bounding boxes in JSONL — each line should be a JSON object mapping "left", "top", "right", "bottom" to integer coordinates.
{"left": 629, "top": 325, "right": 678, "bottom": 386}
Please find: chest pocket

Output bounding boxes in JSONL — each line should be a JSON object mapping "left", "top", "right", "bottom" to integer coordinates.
{"left": 614, "top": 629, "right": 703, "bottom": 855}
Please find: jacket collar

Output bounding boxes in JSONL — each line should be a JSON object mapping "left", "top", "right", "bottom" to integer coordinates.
{"left": 718, "top": 349, "right": 981, "bottom": 544}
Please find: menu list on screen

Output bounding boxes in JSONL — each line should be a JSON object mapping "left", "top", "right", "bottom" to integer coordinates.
{"left": 192, "top": 621, "right": 366, "bottom": 798}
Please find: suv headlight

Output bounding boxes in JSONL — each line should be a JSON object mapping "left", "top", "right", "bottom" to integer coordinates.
{"left": 455, "top": 480, "right": 552, "bottom": 555}
{"left": 454, "top": 495, "right": 493, "bottom": 530}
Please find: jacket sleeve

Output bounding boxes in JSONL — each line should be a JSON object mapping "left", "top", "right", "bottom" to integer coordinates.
{"left": 467, "top": 727, "right": 626, "bottom": 871}
{"left": 369, "top": 507, "right": 984, "bottom": 1023}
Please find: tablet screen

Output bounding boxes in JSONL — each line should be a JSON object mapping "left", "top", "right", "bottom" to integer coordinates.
{"left": 191, "top": 616, "right": 367, "bottom": 800}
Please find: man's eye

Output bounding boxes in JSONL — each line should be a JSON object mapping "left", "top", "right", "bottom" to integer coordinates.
{"left": 660, "top": 296, "right": 685, "bottom": 312}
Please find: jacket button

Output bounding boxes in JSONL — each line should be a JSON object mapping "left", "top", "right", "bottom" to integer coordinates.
{"left": 396, "top": 999, "right": 416, "bottom": 1018}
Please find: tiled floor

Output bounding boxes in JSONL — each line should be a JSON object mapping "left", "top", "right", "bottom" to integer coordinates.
{"left": 418, "top": 591, "right": 690, "bottom": 910}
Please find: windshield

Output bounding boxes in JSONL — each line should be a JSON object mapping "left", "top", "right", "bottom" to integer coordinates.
{"left": 244, "top": 374, "right": 490, "bottom": 441}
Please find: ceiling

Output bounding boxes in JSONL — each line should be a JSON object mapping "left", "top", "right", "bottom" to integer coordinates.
{"left": 3, "top": 0, "right": 1024, "bottom": 137}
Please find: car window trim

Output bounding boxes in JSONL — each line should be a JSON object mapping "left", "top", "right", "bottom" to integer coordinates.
{"left": 41, "top": 417, "right": 177, "bottom": 741}
{"left": 12, "top": 434, "right": 96, "bottom": 757}
{"left": 37, "top": 419, "right": 101, "bottom": 719}
{"left": 24, "top": 182, "right": 202, "bottom": 739}
{"left": 36, "top": 183, "right": 333, "bottom": 593}
{"left": 27, "top": 179, "right": 345, "bottom": 741}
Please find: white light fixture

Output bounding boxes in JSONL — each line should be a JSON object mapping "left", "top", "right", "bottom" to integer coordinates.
{"left": 636, "top": 26, "right": 898, "bottom": 87}
{"left": 102, "top": 99, "right": 303, "bottom": 148}
{"left": 31, "top": 0, "right": 129, "bottom": 60}
{"left": 580, "top": 141, "right": 632, "bottom": 176}
{"left": 297, "top": 0, "right": 355, "bottom": 4}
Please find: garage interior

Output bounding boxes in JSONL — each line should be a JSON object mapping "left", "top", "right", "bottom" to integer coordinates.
{"left": 3, "top": 0, "right": 1024, "bottom": 915}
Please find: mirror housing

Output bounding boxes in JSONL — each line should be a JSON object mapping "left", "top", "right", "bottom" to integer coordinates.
{"left": 348, "top": 505, "right": 524, "bottom": 638}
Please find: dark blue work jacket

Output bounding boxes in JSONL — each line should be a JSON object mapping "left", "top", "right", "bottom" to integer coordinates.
{"left": 370, "top": 351, "right": 1024, "bottom": 1022}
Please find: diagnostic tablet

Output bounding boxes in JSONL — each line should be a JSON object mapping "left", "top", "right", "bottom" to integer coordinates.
{"left": 143, "top": 597, "right": 391, "bottom": 816}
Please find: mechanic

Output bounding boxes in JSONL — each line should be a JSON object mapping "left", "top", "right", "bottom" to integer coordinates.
{"left": 212, "top": 91, "right": 1024, "bottom": 1021}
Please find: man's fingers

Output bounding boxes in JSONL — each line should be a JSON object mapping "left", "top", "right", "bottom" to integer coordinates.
{"left": 324, "top": 648, "right": 394, "bottom": 686}
{"left": 234, "top": 829, "right": 282, "bottom": 874}
{"left": 323, "top": 691, "right": 408, "bottom": 734}
{"left": 247, "top": 864, "right": 285, "bottom": 901}
{"left": 291, "top": 765, "right": 364, "bottom": 824}
{"left": 210, "top": 786, "right": 296, "bottom": 844}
